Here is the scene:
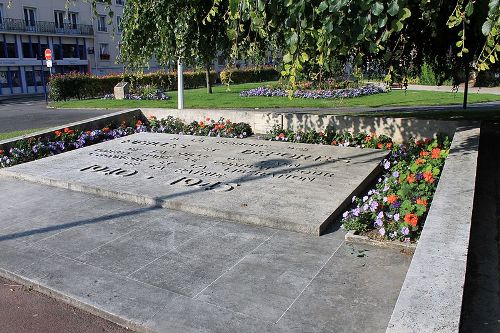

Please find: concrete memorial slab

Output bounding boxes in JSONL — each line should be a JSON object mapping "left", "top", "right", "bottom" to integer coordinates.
{"left": 0, "top": 133, "right": 388, "bottom": 235}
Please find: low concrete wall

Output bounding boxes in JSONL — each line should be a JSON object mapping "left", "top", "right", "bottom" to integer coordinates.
{"left": 141, "top": 108, "right": 461, "bottom": 142}
{"left": 386, "top": 124, "right": 481, "bottom": 333}
{"left": 0, "top": 109, "right": 143, "bottom": 152}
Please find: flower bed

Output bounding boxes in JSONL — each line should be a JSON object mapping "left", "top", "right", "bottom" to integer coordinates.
{"left": 0, "top": 117, "right": 252, "bottom": 169}
{"left": 267, "top": 126, "right": 450, "bottom": 243}
{"left": 240, "top": 84, "right": 384, "bottom": 99}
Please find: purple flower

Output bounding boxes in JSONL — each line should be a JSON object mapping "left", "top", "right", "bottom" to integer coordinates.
{"left": 379, "top": 227, "right": 386, "bottom": 236}
{"left": 394, "top": 213, "right": 400, "bottom": 221}
{"left": 374, "top": 218, "right": 383, "bottom": 227}
{"left": 392, "top": 171, "right": 400, "bottom": 178}
{"left": 352, "top": 207, "right": 361, "bottom": 217}
{"left": 369, "top": 200, "right": 379, "bottom": 212}
{"left": 392, "top": 200, "right": 401, "bottom": 208}
{"left": 401, "top": 227, "right": 410, "bottom": 235}
{"left": 342, "top": 211, "right": 349, "bottom": 219}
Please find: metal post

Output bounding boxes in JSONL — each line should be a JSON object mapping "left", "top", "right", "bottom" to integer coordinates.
{"left": 41, "top": 60, "right": 48, "bottom": 105}
{"left": 177, "top": 59, "right": 184, "bottom": 110}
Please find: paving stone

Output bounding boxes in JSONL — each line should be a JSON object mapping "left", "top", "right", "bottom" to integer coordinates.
{"left": 16, "top": 254, "right": 182, "bottom": 326}
{"left": 274, "top": 243, "right": 412, "bottom": 333}
{"left": 78, "top": 210, "right": 221, "bottom": 275}
{"left": 130, "top": 221, "right": 273, "bottom": 297}
{"left": 1, "top": 133, "right": 388, "bottom": 235}
{"left": 196, "top": 231, "right": 343, "bottom": 322}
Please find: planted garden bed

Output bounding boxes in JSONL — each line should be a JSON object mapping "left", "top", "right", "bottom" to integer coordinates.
{"left": 240, "top": 84, "right": 385, "bottom": 99}
{"left": 0, "top": 116, "right": 252, "bottom": 169}
{"left": 267, "top": 126, "right": 450, "bottom": 244}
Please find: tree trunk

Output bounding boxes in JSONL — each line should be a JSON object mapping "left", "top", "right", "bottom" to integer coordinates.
{"left": 206, "top": 63, "right": 212, "bottom": 94}
{"left": 463, "top": 63, "right": 469, "bottom": 110}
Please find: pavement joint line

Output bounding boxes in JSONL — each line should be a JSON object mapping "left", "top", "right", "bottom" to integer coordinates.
{"left": 192, "top": 230, "right": 278, "bottom": 300}
{"left": 274, "top": 240, "right": 345, "bottom": 325}
{"left": 125, "top": 220, "right": 224, "bottom": 278}
{"left": 73, "top": 213, "right": 162, "bottom": 261}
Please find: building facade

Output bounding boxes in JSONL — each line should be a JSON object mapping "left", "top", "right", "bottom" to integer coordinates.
{"left": 0, "top": 0, "right": 137, "bottom": 95}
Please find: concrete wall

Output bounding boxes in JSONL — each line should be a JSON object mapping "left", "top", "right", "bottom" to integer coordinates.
{"left": 141, "top": 108, "right": 461, "bottom": 143}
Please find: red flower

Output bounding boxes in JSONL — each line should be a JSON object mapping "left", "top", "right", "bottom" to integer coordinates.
{"left": 416, "top": 158, "right": 425, "bottom": 165}
{"left": 420, "top": 151, "right": 429, "bottom": 157}
{"left": 103, "top": 127, "right": 110, "bottom": 133}
{"left": 226, "top": 119, "right": 231, "bottom": 124}
{"left": 386, "top": 143, "right": 393, "bottom": 149}
{"left": 404, "top": 213, "right": 418, "bottom": 227}
{"left": 423, "top": 171, "right": 434, "bottom": 183}
{"left": 0, "top": 150, "right": 4, "bottom": 155}
{"left": 278, "top": 132, "right": 285, "bottom": 139}
{"left": 206, "top": 117, "right": 211, "bottom": 121}
{"left": 377, "top": 143, "right": 383, "bottom": 149}
{"left": 199, "top": 121, "right": 204, "bottom": 126}
{"left": 387, "top": 194, "right": 398, "bottom": 204}
{"left": 416, "top": 198, "right": 428, "bottom": 207}
{"left": 431, "top": 148, "right": 441, "bottom": 159}
{"left": 54, "top": 130, "right": 62, "bottom": 137}
{"left": 331, "top": 140, "right": 337, "bottom": 145}
{"left": 136, "top": 120, "right": 143, "bottom": 127}
{"left": 407, "top": 173, "right": 416, "bottom": 184}
{"left": 365, "top": 135, "right": 372, "bottom": 142}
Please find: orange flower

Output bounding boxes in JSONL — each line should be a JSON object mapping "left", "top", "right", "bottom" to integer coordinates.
{"left": 420, "top": 151, "right": 429, "bottom": 157}
{"left": 431, "top": 148, "right": 441, "bottom": 159}
{"left": 54, "top": 130, "right": 62, "bottom": 137}
{"left": 86, "top": 130, "right": 92, "bottom": 135}
{"left": 103, "top": 127, "right": 110, "bottom": 133}
{"left": 278, "top": 132, "right": 285, "bottom": 139}
{"left": 0, "top": 150, "right": 4, "bottom": 155}
{"left": 407, "top": 173, "right": 416, "bottom": 184}
{"left": 63, "top": 127, "right": 70, "bottom": 133}
{"left": 416, "top": 158, "right": 425, "bottom": 165}
{"left": 416, "top": 198, "right": 428, "bottom": 206}
{"left": 423, "top": 171, "right": 434, "bottom": 183}
{"left": 148, "top": 115, "right": 157, "bottom": 120}
{"left": 136, "top": 120, "right": 143, "bottom": 127}
{"left": 199, "top": 121, "right": 204, "bottom": 126}
{"left": 226, "top": 119, "right": 231, "bottom": 124}
{"left": 387, "top": 194, "right": 398, "bottom": 204}
{"left": 386, "top": 143, "right": 393, "bottom": 149}
{"left": 377, "top": 143, "right": 383, "bottom": 149}
{"left": 404, "top": 213, "right": 418, "bottom": 227}
{"left": 365, "top": 135, "right": 372, "bottom": 142}
{"left": 331, "top": 140, "right": 337, "bottom": 145}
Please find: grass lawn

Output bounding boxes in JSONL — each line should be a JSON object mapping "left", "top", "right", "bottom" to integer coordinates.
{"left": 0, "top": 128, "right": 46, "bottom": 141}
{"left": 50, "top": 81, "right": 500, "bottom": 110}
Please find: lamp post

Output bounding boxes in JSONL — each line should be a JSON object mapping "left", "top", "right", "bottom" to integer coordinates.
{"left": 177, "top": 59, "right": 184, "bottom": 110}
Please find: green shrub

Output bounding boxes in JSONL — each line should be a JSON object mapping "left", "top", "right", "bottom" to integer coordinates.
{"left": 49, "top": 70, "right": 217, "bottom": 101}
{"left": 220, "top": 66, "right": 280, "bottom": 85}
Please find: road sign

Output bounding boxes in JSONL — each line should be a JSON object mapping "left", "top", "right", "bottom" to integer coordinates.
{"left": 46, "top": 60, "right": 53, "bottom": 68}
{"left": 44, "top": 49, "right": 52, "bottom": 60}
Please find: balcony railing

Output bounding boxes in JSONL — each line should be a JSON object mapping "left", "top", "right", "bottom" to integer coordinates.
{"left": 0, "top": 18, "right": 94, "bottom": 36}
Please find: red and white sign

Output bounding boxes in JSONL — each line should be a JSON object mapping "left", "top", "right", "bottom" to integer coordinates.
{"left": 44, "top": 49, "right": 52, "bottom": 61}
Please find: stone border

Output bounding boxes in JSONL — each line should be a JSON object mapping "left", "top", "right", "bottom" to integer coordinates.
{"left": 386, "top": 124, "right": 480, "bottom": 333}
{"left": 0, "top": 108, "right": 144, "bottom": 152}
{"left": 345, "top": 230, "right": 416, "bottom": 253}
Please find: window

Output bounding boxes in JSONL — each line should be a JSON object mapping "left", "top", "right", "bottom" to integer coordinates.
{"left": 25, "top": 69, "right": 35, "bottom": 86}
{"left": 63, "top": 44, "right": 76, "bottom": 58}
{"left": 116, "top": 0, "right": 125, "bottom": 5}
{"left": 0, "top": 43, "right": 17, "bottom": 58}
{"left": 69, "top": 12, "right": 78, "bottom": 29}
{"left": 24, "top": 7, "right": 36, "bottom": 31}
{"left": 78, "top": 45, "right": 86, "bottom": 60}
{"left": 99, "top": 43, "right": 110, "bottom": 60}
{"left": 97, "top": 15, "right": 107, "bottom": 32}
{"left": 0, "top": 70, "right": 8, "bottom": 88}
{"left": 54, "top": 11, "right": 64, "bottom": 29}
{"left": 11, "top": 69, "right": 21, "bottom": 87}
{"left": 22, "top": 42, "right": 32, "bottom": 58}
{"left": 0, "top": 4, "right": 4, "bottom": 24}
{"left": 53, "top": 44, "right": 62, "bottom": 60}
{"left": 116, "top": 16, "right": 122, "bottom": 32}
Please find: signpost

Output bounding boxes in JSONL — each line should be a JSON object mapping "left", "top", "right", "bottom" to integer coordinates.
{"left": 42, "top": 48, "right": 52, "bottom": 104}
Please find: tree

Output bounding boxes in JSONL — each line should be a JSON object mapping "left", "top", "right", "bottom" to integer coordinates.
{"left": 98, "top": 0, "right": 230, "bottom": 94}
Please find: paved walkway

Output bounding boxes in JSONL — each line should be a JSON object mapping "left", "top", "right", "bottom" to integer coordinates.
{"left": 0, "top": 100, "right": 118, "bottom": 133}
{"left": 0, "top": 176, "right": 411, "bottom": 333}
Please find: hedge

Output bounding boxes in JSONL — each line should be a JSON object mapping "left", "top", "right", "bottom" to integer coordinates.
{"left": 220, "top": 66, "right": 280, "bottom": 85}
{"left": 49, "top": 70, "right": 216, "bottom": 101}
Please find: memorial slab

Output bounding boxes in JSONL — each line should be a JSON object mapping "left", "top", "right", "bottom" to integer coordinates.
{"left": 0, "top": 133, "right": 388, "bottom": 235}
